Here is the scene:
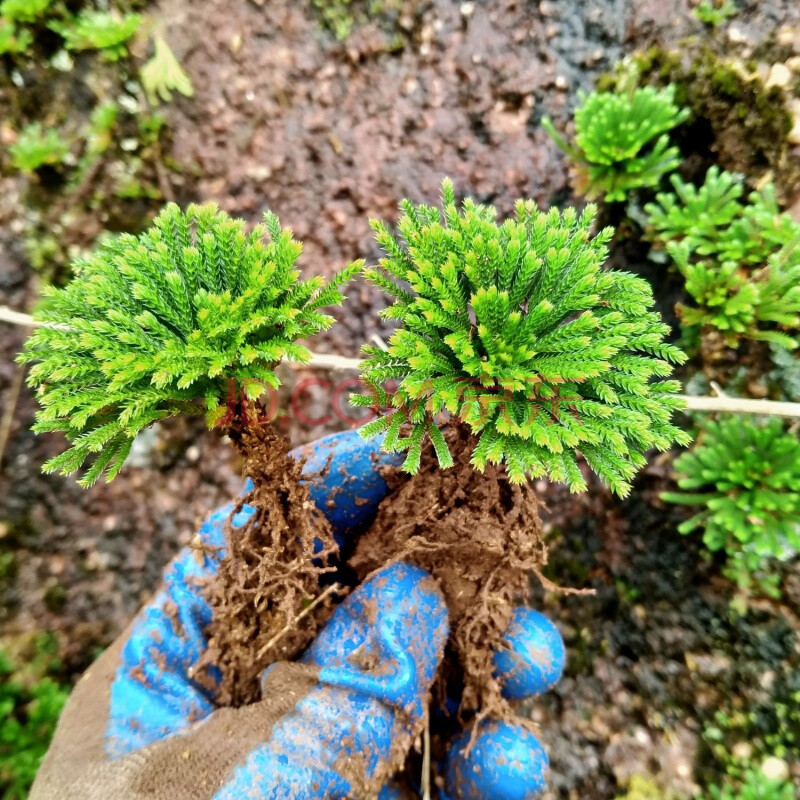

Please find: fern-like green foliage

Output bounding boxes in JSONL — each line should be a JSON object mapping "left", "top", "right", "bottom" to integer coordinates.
{"left": 19, "top": 204, "right": 360, "bottom": 487}
{"left": 543, "top": 86, "right": 689, "bottom": 203}
{"left": 706, "top": 769, "right": 795, "bottom": 800}
{"left": 9, "top": 122, "right": 69, "bottom": 173}
{"left": 0, "top": 0, "right": 52, "bottom": 24}
{"left": 647, "top": 168, "right": 800, "bottom": 347}
{"left": 693, "top": 0, "right": 737, "bottom": 27}
{"left": 663, "top": 417, "right": 800, "bottom": 596}
{"left": 0, "top": 18, "right": 31, "bottom": 54}
{"left": 356, "top": 180, "right": 689, "bottom": 495}
{"left": 667, "top": 243, "right": 800, "bottom": 348}
{"left": 0, "top": 635, "right": 68, "bottom": 800}
{"left": 50, "top": 10, "right": 141, "bottom": 60}
{"left": 140, "top": 35, "right": 194, "bottom": 106}
{"left": 646, "top": 167, "right": 800, "bottom": 267}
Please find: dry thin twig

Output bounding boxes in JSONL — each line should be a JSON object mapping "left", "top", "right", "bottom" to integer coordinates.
{"left": 0, "top": 362, "right": 25, "bottom": 470}
{"left": 680, "top": 395, "right": 800, "bottom": 418}
{"left": 255, "top": 581, "right": 345, "bottom": 659}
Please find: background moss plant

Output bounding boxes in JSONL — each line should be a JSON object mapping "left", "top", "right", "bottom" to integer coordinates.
{"left": 596, "top": 47, "right": 797, "bottom": 196}
{"left": 662, "top": 417, "right": 800, "bottom": 598}
{"left": 647, "top": 168, "right": 800, "bottom": 348}
{"left": 0, "top": 0, "right": 52, "bottom": 24}
{"left": 311, "top": 0, "right": 407, "bottom": 41}
{"left": 0, "top": 635, "right": 68, "bottom": 800}
{"left": 9, "top": 123, "right": 70, "bottom": 173}
{"left": 0, "top": 17, "right": 32, "bottom": 53}
{"left": 543, "top": 86, "right": 689, "bottom": 202}
{"left": 693, "top": 0, "right": 737, "bottom": 27}
{"left": 706, "top": 768, "right": 795, "bottom": 800}
{"left": 140, "top": 35, "right": 194, "bottom": 105}
{"left": 49, "top": 10, "right": 142, "bottom": 61}
{"left": 646, "top": 168, "right": 800, "bottom": 268}
{"left": 19, "top": 203, "right": 359, "bottom": 486}
{"left": 356, "top": 180, "right": 689, "bottom": 495}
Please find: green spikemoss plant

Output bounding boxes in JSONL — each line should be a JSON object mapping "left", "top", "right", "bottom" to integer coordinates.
{"left": 0, "top": 18, "right": 31, "bottom": 54}
{"left": 49, "top": 10, "right": 142, "bottom": 60}
{"left": 647, "top": 167, "right": 800, "bottom": 348}
{"left": 0, "top": 0, "right": 52, "bottom": 24}
{"left": 662, "top": 417, "right": 800, "bottom": 599}
{"left": 9, "top": 123, "right": 69, "bottom": 173}
{"left": 0, "top": 634, "right": 68, "bottom": 800}
{"left": 543, "top": 85, "right": 689, "bottom": 203}
{"left": 19, "top": 203, "right": 359, "bottom": 487}
{"left": 667, "top": 242, "right": 800, "bottom": 349}
{"left": 21, "top": 203, "right": 359, "bottom": 706}
{"left": 356, "top": 180, "right": 690, "bottom": 496}
{"left": 646, "top": 167, "right": 800, "bottom": 268}
{"left": 693, "top": 0, "right": 737, "bottom": 27}
{"left": 706, "top": 768, "right": 795, "bottom": 800}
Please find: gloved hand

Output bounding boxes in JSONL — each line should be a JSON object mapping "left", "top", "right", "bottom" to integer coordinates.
{"left": 30, "top": 430, "right": 566, "bottom": 800}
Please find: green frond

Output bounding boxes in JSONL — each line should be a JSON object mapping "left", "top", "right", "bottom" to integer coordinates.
{"left": 663, "top": 417, "right": 800, "bottom": 597}
{"left": 648, "top": 168, "right": 800, "bottom": 347}
{"left": 360, "top": 181, "right": 687, "bottom": 495}
{"left": 19, "top": 204, "right": 354, "bottom": 485}
{"left": 545, "top": 86, "right": 689, "bottom": 202}
{"left": 49, "top": 10, "right": 141, "bottom": 61}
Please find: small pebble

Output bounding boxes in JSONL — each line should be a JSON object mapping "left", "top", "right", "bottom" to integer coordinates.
{"left": 789, "top": 118, "right": 800, "bottom": 145}
{"left": 766, "top": 63, "right": 792, "bottom": 89}
{"left": 761, "top": 757, "right": 790, "bottom": 783}
{"left": 727, "top": 25, "right": 749, "bottom": 44}
{"left": 732, "top": 742, "right": 753, "bottom": 761}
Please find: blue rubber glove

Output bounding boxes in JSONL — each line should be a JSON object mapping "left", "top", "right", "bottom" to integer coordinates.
{"left": 30, "top": 431, "right": 565, "bottom": 800}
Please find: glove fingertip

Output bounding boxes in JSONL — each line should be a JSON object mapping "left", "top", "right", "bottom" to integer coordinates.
{"left": 446, "top": 721, "right": 549, "bottom": 800}
{"left": 292, "top": 429, "right": 402, "bottom": 546}
{"left": 494, "top": 608, "right": 566, "bottom": 701}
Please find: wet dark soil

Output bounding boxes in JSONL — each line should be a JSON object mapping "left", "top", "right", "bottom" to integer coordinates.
{"left": 533, "top": 468, "right": 800, "bottom": 799}
{"left": 1, "top": 0, "right": 799, "bottom": 797}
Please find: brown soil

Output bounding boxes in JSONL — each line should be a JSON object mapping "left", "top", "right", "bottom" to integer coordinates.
{"left": 352, "top": 424, "right": 546, "bottom": 724}
{"left": 199, "top": 422, "right": 338, "bottom": 707}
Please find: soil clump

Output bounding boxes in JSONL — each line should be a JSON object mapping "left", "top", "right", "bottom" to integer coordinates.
{"left": 352, "top": 424, "right": 547, "bottom": 723}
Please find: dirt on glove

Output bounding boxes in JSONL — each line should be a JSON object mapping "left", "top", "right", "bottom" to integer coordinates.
{"left": 351, "top": 423, "right": 547, "bottom": 724}
{"left": 198, "top": 422, "right": 339, "bottom": 707}
{"left": 202, "top": 421, "right": 546, "bottom": 779}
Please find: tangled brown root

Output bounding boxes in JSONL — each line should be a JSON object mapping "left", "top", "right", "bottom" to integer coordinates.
{"left": 350, "top": 424, "right": 547, "bottom": 724}
{"left": 199, "top": 423, "right": 339, "bottom": 707}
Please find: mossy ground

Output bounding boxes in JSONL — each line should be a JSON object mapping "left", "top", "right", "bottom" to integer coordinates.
{"left": 0, "top": 632, "right": 69, "bottom": 799}
{"left": 597, "top": 43, "right": 799, "bottom": 198}
{"left": 0, "top": 0, "right": 181, "bottom": 283}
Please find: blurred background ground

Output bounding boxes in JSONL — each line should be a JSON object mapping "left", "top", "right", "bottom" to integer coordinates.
{"left": 1, "top": 1, "right": 799, "bottom": 798}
